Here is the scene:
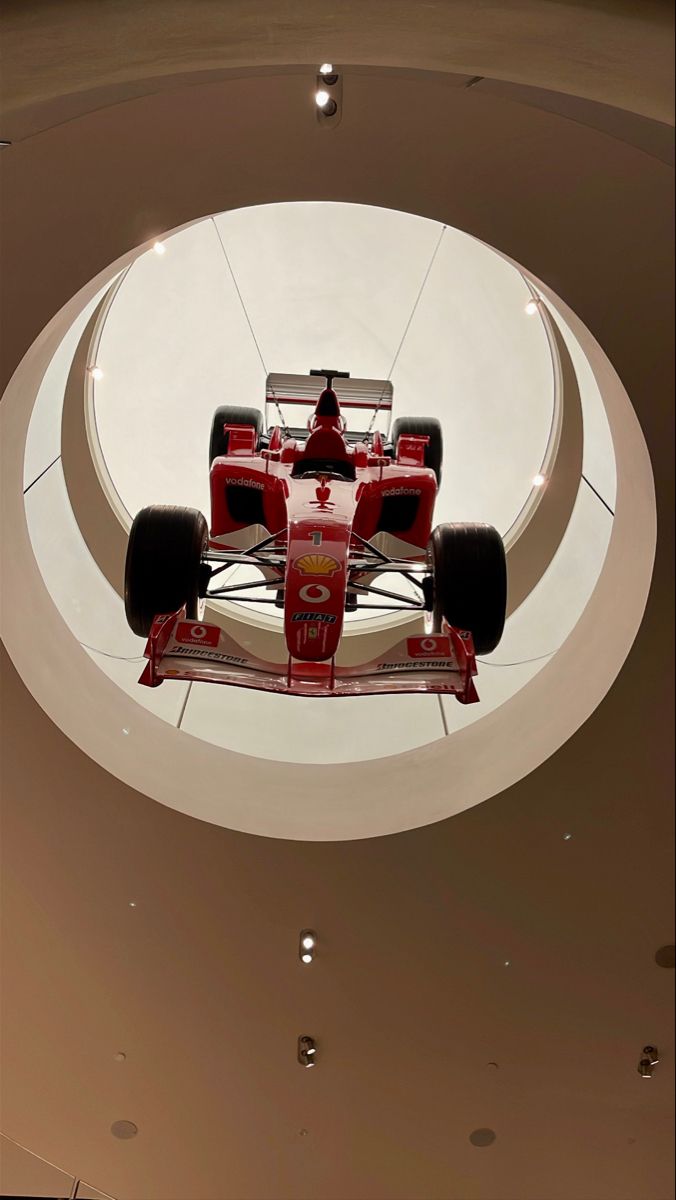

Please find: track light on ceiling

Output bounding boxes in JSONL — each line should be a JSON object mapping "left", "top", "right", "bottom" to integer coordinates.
{"left": 315, "top": 67, "right": 341, "bottom": 124}
{"left": 299, "top": 929, "right": 317, "bottom": 963}
{"left": 298, "top": 1035, "right": 318, "bottom": 1067}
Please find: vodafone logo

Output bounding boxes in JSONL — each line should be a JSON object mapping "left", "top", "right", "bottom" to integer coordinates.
{"left": 299, "top": 584, "right": 330, "bottom": 604}
{"left": 176, "top": 621, "right": 220, "bottom": 648}
{"left": 407, "top": 635, "right": 451, "bottom": 659}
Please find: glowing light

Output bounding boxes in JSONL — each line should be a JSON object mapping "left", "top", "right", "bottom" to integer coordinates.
{"left": 525, "top": 298, "right": 539, "bottom": 315}
{"left": 532, "top": 473, "right": 546, "bottom": 487}
{"left": 302, "top": 934, "right": 315, "bottom": 950}
{"left": 301, "top": 953, "right": 313, "bottom": 964}
{"left": 315, "top": 90, "right": 331, "bottom": 109}
{"left": 89, "top": 366, "right": 104, "bottom": 381}
{"left": 319, "top": 63, "right": 334, "bottom": 75}
{"left": 152, "top": 241, "right": 166, "bottom": 256}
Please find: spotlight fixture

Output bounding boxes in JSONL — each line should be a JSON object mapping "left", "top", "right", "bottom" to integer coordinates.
{"left": 299, "top": 929, "right": 317, "bottom": 964}
{"left": 525, "top": 298, "right": 540, "bottom": 315}
{"left": 298, "top": 1035, "right": 318, "bottom": 1068}
{"left": 532, "top": 473, "right": 546, "bottom": 487}
{"left": 638, "top": 1058, "right": 653, "bottom": 1079}
{"left": 152, "top": 240, "right": 166, "bottom": 256}
{"left": 315, "top": 67, "right": 341, "bottom": 126}
{"left": 88, "top": 365, "right": 104, "bottom": 381}
{"left": 318, "top": 63, "right": 338, "bottom": 84}
{"left": 315, "top": 90, "right": 337, "bottom": 115}
{"left": 642, "top": 1045, "right": 660, "bottom": 1066}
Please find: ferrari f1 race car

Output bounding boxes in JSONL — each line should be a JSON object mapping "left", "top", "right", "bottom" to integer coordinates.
{"left": 124, "top": 370, "right": 507, "bottom": 700}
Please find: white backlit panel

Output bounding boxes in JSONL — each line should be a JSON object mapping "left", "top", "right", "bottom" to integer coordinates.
{"left": 181, "top": 680, "right": 445, "bottom": 764}
{"left": 94, "top": 205, "right": 553, "bottom": 536}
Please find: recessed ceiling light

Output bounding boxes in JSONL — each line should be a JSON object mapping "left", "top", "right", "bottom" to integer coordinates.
{"left": 563, "top": 832, "right": 573, "bottom": 840}
{"left": 525, "top": 298, "right": 539, "bottom": 315}
{"left": 299, "top": 929, "right": 317, "bottom": 963}
{"left": 111, "top": 1120, "right": 138, "bottom": 1139}
{"left": 532, "top": 473, "right": 546, "bottom": 487}
{"left": 503, "top": 960, "right": 511, "bottom": 967}
{"left": 655, "top": 944, "right": 675, "bottom": 968}
{"left": 315, "top": 90, "right": 331, "bottom": 109}
{"left": 128, "top": 901, "right": 137, "bottom": 908}
{"left": 319, "top": 63, "right": 334, "bottom": 75}
{"left": 152, "top": 241, "right": 166, "bottom": 256}
{"left": 469, "top": 1128, "right": 496, "bottom": 1147}
{"left": 88, "top": 366, "right": 104, "bottom": 381}
{"left": 114, "top": 1051, "right": 127, "bottom": 1062}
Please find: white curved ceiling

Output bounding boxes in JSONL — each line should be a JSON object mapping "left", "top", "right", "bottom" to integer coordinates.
{"left": 93, "top": 204, "right": 555, "bottom": 535}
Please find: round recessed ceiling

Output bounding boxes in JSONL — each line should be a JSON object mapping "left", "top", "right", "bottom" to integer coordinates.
{"left": 2, "top": 201, "right": 656, "bottom": 839}
{"left": 655, "top": 944, "right": 675, "bottom": 968}
{"left": 469, "top": 1128, "right": 496, "bottom": 1147}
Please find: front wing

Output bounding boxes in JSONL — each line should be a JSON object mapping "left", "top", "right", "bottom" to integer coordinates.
{"left": 139, "top": 613, "right": 480, "bottom": 702}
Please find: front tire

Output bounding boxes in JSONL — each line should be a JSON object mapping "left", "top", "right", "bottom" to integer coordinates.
{"left": 428, "top": 523, "right": 506, "bottom": 654}
{"left": 125, "top": 505, "right": 208, "bottom": 637}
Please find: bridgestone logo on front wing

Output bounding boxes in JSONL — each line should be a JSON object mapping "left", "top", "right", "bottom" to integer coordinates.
{"left": 169, "top": 645, "right": 247, "bottom": 665}
{"left": 377, "top": 660, "right": 453, "bottom": 671}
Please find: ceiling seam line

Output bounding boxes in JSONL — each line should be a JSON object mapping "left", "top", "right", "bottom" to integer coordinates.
{"left": 211, "top": 216, "right": 269, "bottom": 377}
{"left": 384, "top": 223, "right": 447, "bottom": 382}
{"left": 437, "top": 693, "right": 450, "bottom": 736}
{"left": 581, "top": 472, "right": 615, "bottom": 516}
{"left": 23, "top": 452, "right": 61, "bottom": 494}
{"left": 176, "top": 679, "right": 194, "bottom": 730}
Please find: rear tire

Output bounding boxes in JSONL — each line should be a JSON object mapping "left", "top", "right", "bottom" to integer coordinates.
{"left": 428, "top": 523, "right": 506, "bottom": 654}
{"left": 125, "top": 505, "right": 208, "bottom": 637}
{"left": 209, "top": 405, "right": 264, "bottom": 465}
{"left": 391, "top": 416, "right": 443, "bottom": 483}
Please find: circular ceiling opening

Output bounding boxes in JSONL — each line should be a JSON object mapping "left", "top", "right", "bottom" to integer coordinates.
{"left": 2, "top": 201, "right": 654, "bottom": 839}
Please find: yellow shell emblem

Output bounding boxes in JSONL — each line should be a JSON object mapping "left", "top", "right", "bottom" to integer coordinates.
{"left": 294, "top": 553, "right": 341, "bottom": 577}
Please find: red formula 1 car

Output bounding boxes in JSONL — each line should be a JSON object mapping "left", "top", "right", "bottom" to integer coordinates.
{"left": 124, "top": 370, "right": 506, "bottom": 700}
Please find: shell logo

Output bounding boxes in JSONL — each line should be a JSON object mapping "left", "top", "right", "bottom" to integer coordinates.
{"left": 294, "top": 553, "right": 341, "bottom": 577}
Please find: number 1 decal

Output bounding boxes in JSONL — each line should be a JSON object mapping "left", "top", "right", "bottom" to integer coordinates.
{"left": 310, "top": 531, "right": 323, "bottom": 546}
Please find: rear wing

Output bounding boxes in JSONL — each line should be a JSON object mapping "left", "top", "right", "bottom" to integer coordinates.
{"left": 265, "top": 373, "right": 393, "bottom": 440}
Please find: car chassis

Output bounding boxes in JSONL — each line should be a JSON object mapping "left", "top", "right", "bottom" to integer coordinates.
{"left": 128, "top": 370, "right": 506, "bottom": 701}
